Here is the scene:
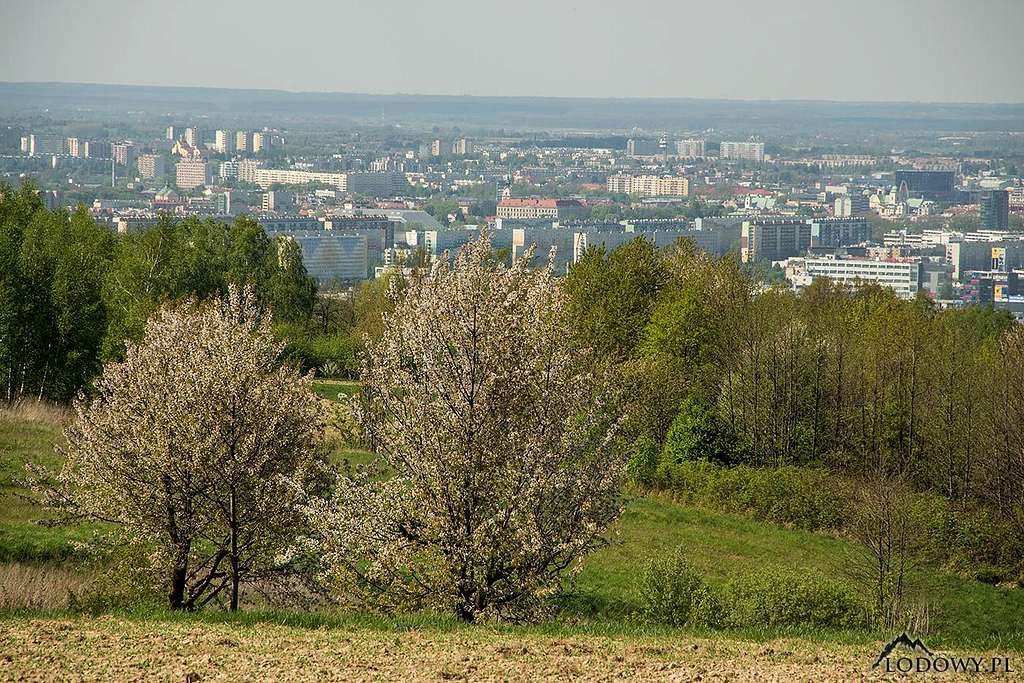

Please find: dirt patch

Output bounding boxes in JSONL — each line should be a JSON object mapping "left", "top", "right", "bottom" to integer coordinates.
{"left": 0, "top": 617, "right": 1015, "bottom": 682}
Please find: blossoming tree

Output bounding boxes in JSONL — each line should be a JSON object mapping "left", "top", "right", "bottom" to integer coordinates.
{"left": 309, "top": 234, "right": 627, "bottom": 621}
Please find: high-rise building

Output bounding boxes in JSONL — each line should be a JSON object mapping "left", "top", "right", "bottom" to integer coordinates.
{"left": 720, "top": 140, "right": 765, "bottom": 162}
{"left": 675, "top": 139, "right": 706, "bottom": 158}
{"left": 65, "top": 137, "right": 81, "bottom": 158}
{"left": 214, "top": 130, "right": 233, "bottom": 154}
{"left": 112, "top": 142, "right": 135, "bottom": 166}
{"left": 980, "top": 190, "right": 1010, "bottom": 230}
{"left": 137, "top": 154, "right": 166, "bottom": 179}
{"left": 82, "top": 141, "right": 111, "bottom": 159}
{"left": 252, "top": 131, "right": 269, "bottom": 154}
{"left": 175, "top": 159, "right": 210, "bottom": 190}
{"left": 237, "top": 159, "right": 262, "bottom": 183}
{"left": 165, "top": 126, "right": 176, "bottom": 141}
{"left": 430, "top": 139, "right": 446, "bottom": 157}
{"left": 740, "top": 218, "right": 811, "bottom": 262}
{"left": 235, "top": 130, "right": 249, "bottom": 153}
{"left": 452, "top": 138, "right": 473, "bottom": 155}
{"left": 24, "top": 134, "right": 60, "bottom": 156}
{"left": 184, "top": 127, "right": 201, "bottom": 147}
{"left": 625, "top": 139, "right": 660, "bottom": 156}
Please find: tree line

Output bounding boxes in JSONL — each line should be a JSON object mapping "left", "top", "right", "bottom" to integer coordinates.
{"left": 0, "top": 183, "right": 317, "bottom": 402}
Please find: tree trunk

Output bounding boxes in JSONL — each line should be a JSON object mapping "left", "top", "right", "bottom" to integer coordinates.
{"left": 169, "top": 562, "right": 187, "bottom": 610}
{"left": 229, "top": 489, "right": 239, "bottom": 612}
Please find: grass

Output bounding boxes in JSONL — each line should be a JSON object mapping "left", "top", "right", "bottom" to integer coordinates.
{"left": 312, "top": 379, "right": 361, "bottom": 401}
{"left": 1, "top": 403, "right": 1022, "bottom": 659}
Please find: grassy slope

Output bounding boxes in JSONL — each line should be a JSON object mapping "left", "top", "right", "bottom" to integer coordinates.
{"left": 1, "top": 400, "right": 1022, "bottom": 654}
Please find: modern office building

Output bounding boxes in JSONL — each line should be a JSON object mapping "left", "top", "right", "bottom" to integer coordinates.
{"left": 137, "top": 153, "right": 166, "bottom": 179}
{"left": 894, "top": 169, "right": 956, "bottom": 198}
{"left": 675, "top": 139, "right": 706, "bottom": 158}
{"left": 496, "top": 198, "right": 586, "bottom": 221}
{"left": 980, "top": 190, "right": 1010, "bottom": 230}
{"left": 720, "top": 140, "right": 765, "bottom": 162}
{"left": 276, "top": 232, "right": 369, "bottom": 285}
{"left": 798, "top": 256, "right": 921, "bottom": 299}
{"left": 807, "top": 217, "right": 872, "bottom": 248}
{"left": 175, "top": 159, "right": 210, "bottom": 190}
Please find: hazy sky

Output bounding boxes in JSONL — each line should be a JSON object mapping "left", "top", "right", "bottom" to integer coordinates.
{"left": 1, "top": 0, "right": 1022, "bottom": 103}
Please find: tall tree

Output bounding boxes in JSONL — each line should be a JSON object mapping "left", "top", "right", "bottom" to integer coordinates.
{"left": 310, "top": 235, "right": 627, "bottom": 621}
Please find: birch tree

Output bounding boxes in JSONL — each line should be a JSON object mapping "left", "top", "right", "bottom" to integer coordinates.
{"left": 34, "top": 286, "right": 325, "bottom": 611}
{"left": 309, "top": 234, "right": 627, "bottom": 622}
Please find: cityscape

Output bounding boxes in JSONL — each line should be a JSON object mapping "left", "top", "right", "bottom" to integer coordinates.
{"left": 2, "top": 0, "right": 1024, "bottom": 680}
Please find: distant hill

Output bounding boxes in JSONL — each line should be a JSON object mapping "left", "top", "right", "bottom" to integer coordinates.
{"left": 2, "top": 81, "right": 1023, "bottom": 133}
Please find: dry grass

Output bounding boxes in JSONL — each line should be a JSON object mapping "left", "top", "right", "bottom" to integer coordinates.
{"left": 0, "top": 563, "right": 91, "bottom": 610}
{"left": 0, "top": 616, "right": 1016, "bottom": 682}
{"left": 0, "top": 400, "right": 68, "bottom": 426}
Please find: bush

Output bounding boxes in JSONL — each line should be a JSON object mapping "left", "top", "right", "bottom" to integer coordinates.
{"left": 661, "top": 398, "right": 743, "bottom": 467}
{"left": 635, "top": 549, "right": 722, "bottom": 627}
{"left": 626, "top": 435, "right": 660, "bottom": 487}
{"left": 722, "top": 568, "right": 869, "bottom": 630}
{"left": 656, "top": 461, "right": 848, "bottom": 531}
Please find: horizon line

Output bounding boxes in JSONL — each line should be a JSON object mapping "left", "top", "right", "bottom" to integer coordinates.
{"left": 3, "top": 80, "right": 1024, "bottom": 108}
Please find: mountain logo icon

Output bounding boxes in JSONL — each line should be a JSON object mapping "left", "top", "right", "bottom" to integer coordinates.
{"left": 872, "top": 632, "right": 934, "bottom": 669}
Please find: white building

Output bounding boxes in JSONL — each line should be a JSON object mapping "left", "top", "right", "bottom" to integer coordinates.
{"left": 675, "top": 139, "right": 706, "bottom": 158}
{"left": 789, "top": 256, "right": 920, "bottom": 299}
{"left": 720, "top": 140, "right": 765, "bottom": 162}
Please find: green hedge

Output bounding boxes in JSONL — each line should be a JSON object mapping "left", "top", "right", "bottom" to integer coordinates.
{"left": 654, "top": 460, "right": 848, "bottom": 531}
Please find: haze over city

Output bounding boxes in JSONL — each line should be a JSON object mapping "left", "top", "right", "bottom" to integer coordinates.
{"left": 1, "top": 0, "right": 1023, "bottom": 102}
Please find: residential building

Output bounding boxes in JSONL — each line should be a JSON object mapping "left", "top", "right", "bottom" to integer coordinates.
{"left": 720, "top": 140, "right": 765, "bottom": 162}
{"left": 252, "top": 168, "right": 348, "bottom": 190}
{"left": 625, "top": 139, "right": 660, "bottom": 156}
{"left": 607, "top": 174, "right": 689, "bottom": 198}
{"left": 675, "top": 139, "right": 706, "bottom": 158}
{"left": 235, "top": 130, "right": 249, "bottom": 152}
{"left": 740, "top": 218, "right": 810, "bottom": 263}
{"left": 184, "top": 127, "right": 201, "bottom": 147}
{"left": 214, "top": 130, "right": 233, "bottom": 154}
{"left": 165, "top": 126, "right": 176, "bottom": 141}
{"left": 175, "top": 159, "right": 210, "bottom": 191}
{"left": 980, "top": 190, "right": 1010, "bottom": 230}
{"left": 137, "top": 153, "right": 166, "bottom": 179}
{"left": 496, "top": 198, "right": 586, "bottom": 221}
{"left": 252, "top": 131, "right": 269, "bottom": 153}
{"left": 218, "top": 161, "right": 239, "bottom": 179}
{"left": 82, "top": 141, "right": 111, "bottom": 159}
{"left": 237, "top": 159, "right": 262, "bottom": 183}
{"left": 452, "top": 138, "right": 473, "bottom": 155}
{"left": 111, "top": 142, "right": 135, "bottom": 166}
{"left": 65, "top": 137, "right": 81, "bottom": 158}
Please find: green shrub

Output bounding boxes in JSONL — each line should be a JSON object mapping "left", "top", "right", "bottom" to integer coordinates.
{"left": 635, "top": 549, "right": 722, "bottom": 627}
{"left": 626, "top": 435, "right": 660, "bottom": 487}
{"left": 656, "top": 461, "right": 847, "bottom": 531}
{"left": 661, "top": 398, "right": 743, "bottom": 467}
{"left": 722, "top": 568, "right": 869, "bottom": 630}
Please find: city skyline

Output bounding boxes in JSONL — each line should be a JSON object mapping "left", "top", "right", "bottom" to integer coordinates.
{"left": 1, "top": 0, "right": 1023, "bottom": 104}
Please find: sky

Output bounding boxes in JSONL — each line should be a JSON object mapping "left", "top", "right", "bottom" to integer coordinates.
{"left": 1, "top": 0, "right": 1022, "bottom": 103}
